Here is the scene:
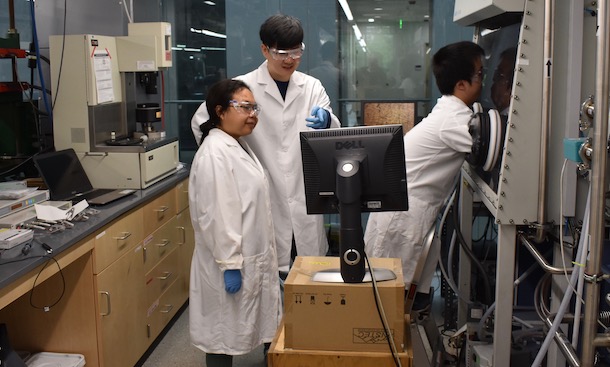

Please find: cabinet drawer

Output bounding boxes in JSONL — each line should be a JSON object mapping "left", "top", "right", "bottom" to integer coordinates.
{"left": 144, "top": 246, "right": 180, "bottom": 309}
{"left": 96, "top": 244, "right": 146, "bottom": 367}
{"left": 143, "top": 216, "right": 178, "bottom": 274}
{"left": 145, "top": 274, "right": 183, "bottom": 343}
{"left": 143, "top": 189, "right": 176, "bottom": 236}
{"left": 176, "top": 209, "right": 195, "bottom": 299}
{"left": 94, "top": 207, "right": 144, "bottom": 274}
{"left": 175, "top": 178, "right": 189, "bottom": 214}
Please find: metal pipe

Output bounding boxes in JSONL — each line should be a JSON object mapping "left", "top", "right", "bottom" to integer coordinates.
{"left": 592, "top": 334, "right": 610, "bottom": 347}
{"left": 543, "top": 315, "right": 581, "bottom": 367}
{"left": 8, "top": 0, "right": 16, "bottom": 32}
{"left": 535, "top": 0, "right": 555, "bottom": 243}
{"left": 581, "top": 2, "right": 610, "bottom": 365}
{"left": 518, "top": 233, "right": 573, "bottom": 274}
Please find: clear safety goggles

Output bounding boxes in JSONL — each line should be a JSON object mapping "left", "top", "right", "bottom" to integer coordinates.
{"left": 267, "top": 43, "right": 305, "bottom": 61}
{"left": 471, "top": 68, "right": 484, "bottom": 83}
{"left": 229, "top": 100, "right": 261, "bottom": 116}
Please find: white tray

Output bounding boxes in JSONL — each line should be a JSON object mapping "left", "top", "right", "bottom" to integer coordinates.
{"left": 25, "top": 352, "right": 85, "bottom": 367}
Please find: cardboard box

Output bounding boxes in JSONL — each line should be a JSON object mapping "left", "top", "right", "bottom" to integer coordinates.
{"left": 284, "top": 256, "right": 405, "bottom": 353}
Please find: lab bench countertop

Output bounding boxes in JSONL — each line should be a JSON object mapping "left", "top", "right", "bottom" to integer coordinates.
{"left": 0, "top": 167, "right": 190, "bottom": 292}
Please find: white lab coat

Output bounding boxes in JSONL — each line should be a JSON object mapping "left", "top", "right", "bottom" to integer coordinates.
{"left": 191, "top": 61, "right": 341, "bottom": 270}
{"left": 188, "top": 128, "right": 281, "bottom": 355}
{"left": 364, "top": 95, "right": 473, "bottom": 290}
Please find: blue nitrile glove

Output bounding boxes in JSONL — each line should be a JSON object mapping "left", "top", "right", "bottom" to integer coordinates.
{"left": 305, "top": 106, "right": 331, "bottom": 129}
{"left": 223, "top": 269, "right": 242, "bottom": 294}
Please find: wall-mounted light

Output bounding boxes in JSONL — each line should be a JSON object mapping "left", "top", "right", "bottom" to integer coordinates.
{"left": 190, "top": 27, "right": 227, "bottom": 39}
{"left": 352, "top": 24, "right": 363, "bottom": 40}
{"left": 338, "top": 0, "right": 354, "bottom": 21}
{"left": 203, "top": 1, "right": 216, "bottom": 5}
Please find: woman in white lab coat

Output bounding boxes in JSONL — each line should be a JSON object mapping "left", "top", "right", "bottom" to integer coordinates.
{"left": 191, "top": 14, "right": 341, "bottom": 274}
{"left": 188, "top": 79, "right": 281, "bottom": 366}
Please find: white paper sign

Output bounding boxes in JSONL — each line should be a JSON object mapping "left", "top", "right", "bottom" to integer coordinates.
{"left": 35, "top": 200, "right": 89, "bottom": 221}
{"left": 93, "top": 51, "right": 115, "bottom": 104}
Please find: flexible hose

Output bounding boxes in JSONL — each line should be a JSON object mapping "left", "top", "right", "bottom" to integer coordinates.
{"left": 440, "top": 231, "right": 474, "bottom": 305}
{"left": 476, "top": 256, "right": 544, "bottom": 338}
{"left": 437, "top": 189, "right": 475, "bottom": 305}
{"left": 571, "top": 220, "right": 588, "bottom": 348}
{"left": 452, "top": 205, "right": 493, "bottom": 305}
{"left": 531, "top": 188, "right": 590, "bottom": 366}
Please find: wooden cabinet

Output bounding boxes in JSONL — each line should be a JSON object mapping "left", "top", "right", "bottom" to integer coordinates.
{"left": 175, "top": 179, "right": 194, "bottom": 298}
{"left": 93, "top": 207, "right": 146, "bottom": 367}
{"left": 0, "top": 240, "right": 100, "bottom": 367}
{"left": 94, "top": 177, "right": 193, "bottom": 366}
{"left": 144, "top": 247, "right": 183, "bottom": 340}
{"left": 143, "top": 215, "right": 181, "bottom": 345}
{"left": 143, "top": 216, "right": 178, "bottom": 275}
{"left": 93, "top": 207, "right": 143, "bottom": 274}
{"left": 95, "top": 243, "right": 146, "bottom": 367}
{"left": 143, "top": 188, "right": 176, "bottom": 237}
{"left": 140, "top": 178, "right": 194, "bottom": 351}
{"left": 0, "top": 175, "right": 193, "bottom": 367}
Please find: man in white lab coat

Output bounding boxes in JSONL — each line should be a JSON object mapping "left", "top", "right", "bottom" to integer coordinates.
{"left": 364, "top": 41, "right": 485, "bottom": 310}
{"left": 191, "top": 14, "right": 340, "bottom": 274}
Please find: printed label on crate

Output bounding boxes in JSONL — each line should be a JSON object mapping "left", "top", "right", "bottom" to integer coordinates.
{"left": 352, "top": 328, "right": 393, "bottom": 344}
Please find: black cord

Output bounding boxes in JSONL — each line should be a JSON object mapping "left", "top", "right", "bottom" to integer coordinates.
{"left": 472, "top": 215, "right": 492, "bottom": 243}
{"left": 29, "top": 255, "right": 65, "bottom": 311}
{"left": 0, "top": 252, "right": 65, "bottom": 312}
{"left": 51, "top": 0, "right": 68, "bottom": 110}
{"left": 364, "top": 252, "right": 401, "bottom": 367}
{"left": 0, "top": 147, "right": 53, "bottom": 178}
{"left": 452, "top": 201, "right": 493, "bottom": 305}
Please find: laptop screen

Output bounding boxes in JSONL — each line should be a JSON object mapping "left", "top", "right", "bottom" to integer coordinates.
{"left": 34, "top": 149, "right": 95, "bottom": 200}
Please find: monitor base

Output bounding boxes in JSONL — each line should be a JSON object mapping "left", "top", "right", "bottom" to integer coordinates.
{"left": 311, "top": 267, "right": 397, "bottom": 283}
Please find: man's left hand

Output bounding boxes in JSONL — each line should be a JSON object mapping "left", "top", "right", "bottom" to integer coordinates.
{"left": 306, "top": 106, "right": 330, "bottom": 129}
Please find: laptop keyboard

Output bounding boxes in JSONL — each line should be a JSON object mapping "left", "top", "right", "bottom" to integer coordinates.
{"left": 77, "top": 189, "right": 115, "bottom": 201}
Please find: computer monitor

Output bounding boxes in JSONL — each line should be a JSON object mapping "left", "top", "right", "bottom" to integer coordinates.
{"left": 300, "top": 124, "right": 408, "bottom": 283}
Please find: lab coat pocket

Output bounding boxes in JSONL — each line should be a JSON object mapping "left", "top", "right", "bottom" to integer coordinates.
{"left": 235, "top": 254, "right": 263, "bottom": 320}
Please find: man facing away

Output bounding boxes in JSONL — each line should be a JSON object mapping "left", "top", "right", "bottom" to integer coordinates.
{"left": 364, "top": 41, "right": 485, "bottom": 310}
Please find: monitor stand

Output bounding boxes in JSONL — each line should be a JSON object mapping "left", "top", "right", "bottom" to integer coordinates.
{"left": 311, "top": 267, "right": 397, "bottom": 283}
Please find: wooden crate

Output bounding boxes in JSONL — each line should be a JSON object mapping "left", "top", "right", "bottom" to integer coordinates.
{"left": 268, "top": 317, "right": 412, "bottom": 367}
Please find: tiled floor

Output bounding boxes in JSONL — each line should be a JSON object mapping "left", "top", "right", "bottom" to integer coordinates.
{"left": 136, "top": 303, "right": 266, "bottom": 367}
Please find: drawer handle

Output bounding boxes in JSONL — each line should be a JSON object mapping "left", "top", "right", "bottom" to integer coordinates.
{"left": 160, "top": 304, "right": 174, "bottom": 314}
{"left": 177, "top": 226, "right": 186, "bottom": 244}
{"left": 154, "top": 206, "right": 170, "bottom": 213}
{"left": 85, "top": 151, "right": 108, "bottom": 157}
{"left": 99, "top": 291, "right": 111, "bottom": 316}
{"left": 156, "top": 239, "right": 170, "bottom": 248}
{"left": 157, "top": 271, "right": 173, "bottom": 281}
{"left": 113, "top": 232, "right": 132, "bottom": 241}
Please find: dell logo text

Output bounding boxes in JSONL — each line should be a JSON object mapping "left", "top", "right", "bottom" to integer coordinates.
{"left": 335, "top": 141, "right": 364, "bottom": 150}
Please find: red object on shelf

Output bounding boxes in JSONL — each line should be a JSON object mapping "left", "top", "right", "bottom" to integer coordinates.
{"left": 0, "top": 81, "right": 30, "bottom": 93}
{"left": 0, "top": 48, "right": 27, "bottom": 58}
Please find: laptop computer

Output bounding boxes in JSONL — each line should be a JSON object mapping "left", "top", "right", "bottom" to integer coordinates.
{"left": 33, "top": 148, "right": 136, "bottom": 205}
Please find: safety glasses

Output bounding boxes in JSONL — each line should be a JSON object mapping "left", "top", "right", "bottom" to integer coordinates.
{"left": 267, "top": 43, "right": 305, "bottom": 61}
{"left": 229, "top": 100, "right": 261, "bottom": 116}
